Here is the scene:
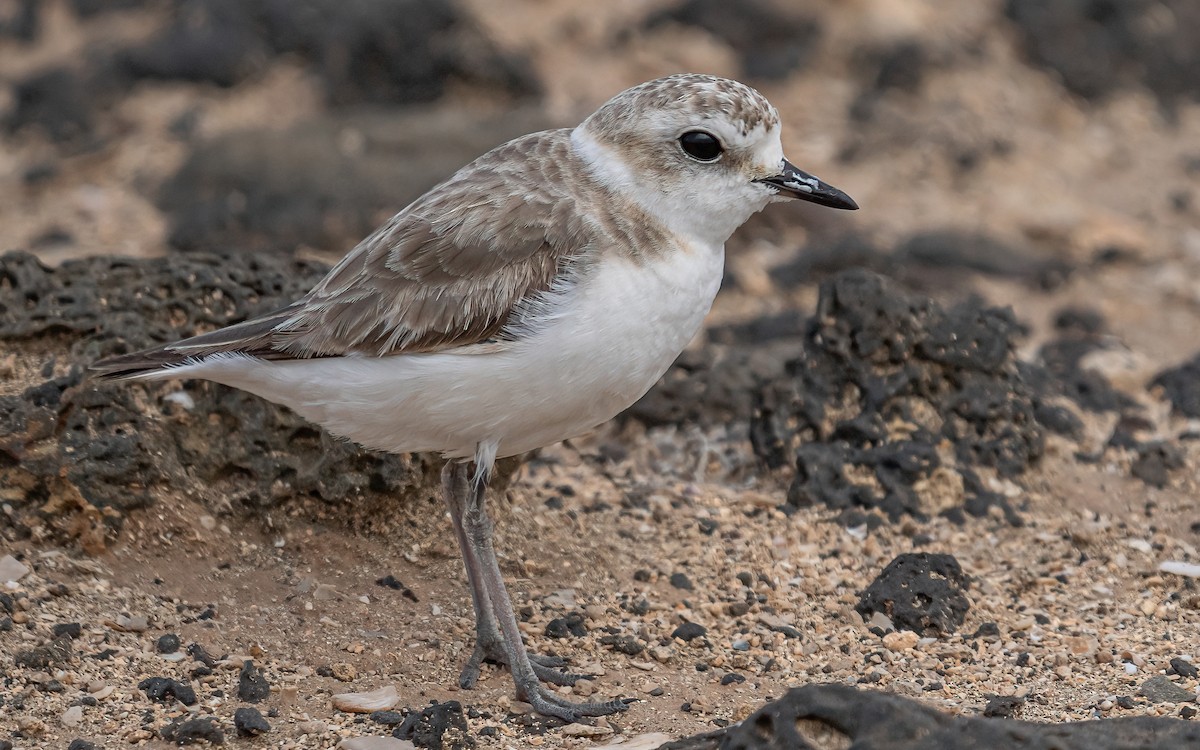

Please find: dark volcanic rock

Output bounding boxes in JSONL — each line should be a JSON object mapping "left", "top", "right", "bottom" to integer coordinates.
{"left": 233, "top": 707, "right": 270, "bottom": 737}
{"left": 1130, "top": 442, "right": 1185, "bottom": 489}
{"left": 661, "top": 683, "right": 1200, "bottom": 749}
{"left": 394, "top": 700, "right": 474, "bottom": 749}
{"left": 237, "top": 660, "right": 270, "bottom": 703}
{"left": 53, "top": 622, "right": 83, "bottom": 639}
{"left": 0, "top": 251, "right": 438, "bottom": 546}
{"left": 14, "top": 637, "right": 73, "bottom": 668}
{"left": 160, "top": 108, "right": 548, "bottom": 257}
{"left": 1005, "top": 0, "right": 1200, "bottom": 108}
{"left": 139, "top": 677, "right": 198, "bottom": 706}
{"left": 645, "top": 0, "right": 822, "bottom": 80}
{"left": 753, "top": 270, "right": 1043, "bottom": 522}
{"left": 1151, "top": 354, "right": 1200, "bottom": 418}
{"left": 544, "top": 612, "right": 587, "bottom": 639}
{"left": 6, "top": 67, "right": 95, "bottom": 144}
{"left": 160, "top": 716, "right": 224, "bottom": 745}
{"left": 0, "top": 0, "right": 38, "bottom": 41}
{"left": 856, "top": 553, "right": 971, "bottom": 637}
{"left": 671, "top": 622, "right": 708, "bottom": 642}
{"left": 771, "top": 231, "right": 1072, "bottom": 296}
{"left": 628, "top": 343, "right": 792, "bottom": 430}
{"left": 117, "top": 0, "right": 538, "bottom": 104}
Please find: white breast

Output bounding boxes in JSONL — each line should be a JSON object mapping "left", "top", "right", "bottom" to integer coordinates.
{"left": 178, "top": 242, "right": 725, "bottom": 459}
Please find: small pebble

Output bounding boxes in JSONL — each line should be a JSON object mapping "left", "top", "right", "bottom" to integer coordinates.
{"left": 883, "top": 630, "right": 920, "bottom": 651}
{"left": 0, "top": 555, "right": 30, "bottom": 582}
{"left": 109, "top": 615, "right": 149, "bottom": 633}
{"left": 298, "top": 720, "right": 328, "bottom": 734}
{"left": 157, "top": 633, "right": 182, "bottom": 654}
{"left": 1170, "top": 658, "right": 1199, "bottom": 679}
{"left": 61, "top": 705, "right": 83, "bottom": 727}
{"left": 562, "top": 723, "right": 613, "bottom": 737}
{"left": 53, "top": 623, "right": 83, "bottom": 639}
{"left": 669, "top": 573, "right": 694, "bottom": 590}
{"left": 671, "top": 622, "right": 707, "bottom": 642}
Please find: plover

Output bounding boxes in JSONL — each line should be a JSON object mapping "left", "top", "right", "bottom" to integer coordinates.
{"left": 93, "top": 74, "right": 857, "bottom": 720}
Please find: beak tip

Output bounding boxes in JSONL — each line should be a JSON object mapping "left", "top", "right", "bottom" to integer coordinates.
{"left": 758, "top": 161, "right": 859, "bottom": 211}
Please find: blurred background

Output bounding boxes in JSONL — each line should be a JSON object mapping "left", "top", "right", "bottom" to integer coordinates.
{"left": 1, "top": 0, "right": 1198, "bottom": 363}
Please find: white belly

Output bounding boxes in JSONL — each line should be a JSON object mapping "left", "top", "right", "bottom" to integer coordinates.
{"left": 177, "top": 244, "right": 724, "bottom": 459}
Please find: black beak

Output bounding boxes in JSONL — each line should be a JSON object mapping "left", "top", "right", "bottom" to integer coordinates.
{"left": 755, "top": 159, "right": 858, "bottom": 210}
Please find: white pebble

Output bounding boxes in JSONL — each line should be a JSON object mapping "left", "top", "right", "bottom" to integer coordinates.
{"left": 163, "top": 391, "right": 195, "bottom": 410}
{"left": 338, "top": 738, "right": 415, "bottom": 750}
{"left": 332, "top": 685, "right": 399, "bottom": 713}
{"left": 0, "top": 555, "right": 30, "bottom": 583}
{"left": 61, "top": 706, "right": 83, "bottom": 727}
{"left": 1159, "top": 561, "right": 1200, "bottom": 579}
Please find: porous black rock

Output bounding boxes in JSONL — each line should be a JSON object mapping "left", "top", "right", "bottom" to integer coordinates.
{"left": 237, "top": 660, "right": 270, "bottom": 703}
{"left": 0, "top": 251, "right": 440, "bottom": 545}
{"left": 14, "top": 637, "right": 73, "bottom": 668}
{"left": 1130, "top": 442, "right": 1185, "bottom": 489}
{"left": 544, "top": 612, "right": 587, "bottom": 639}
{"left": 983, "top": 694, "right": 1026, "bottom": 718}
{"left": 770, "top": 231, "right": 1072, "bottom": 294}
{"left": 157, "top": 633, "right": 182, "bottom": 653}
{"left": 1151, "top": 354, "right": 1200, "bottom": 418}
{"left": 138, "top": 676, "right": 198, "bottom": 706}
{"left": 393, "top": 700, "right": 474, "bottom": 750}
{"left": 753, "top": 270, "right": 1042, "bottom": 523}
{"left": 160, "top": 716, "right": 224, "bottom": 745}
{"left": 660, "top": 683, "right": 1200, "bottom": 749}
{"left": 856, "top": 553, "right": 970, "bottom": 637}
{"left": 233, "top": 707, "right": 270, "bottom": 737}
{"left": 672, "top": 622, "right": 708, "bottom": 642}
{"left": 53, "top": 622, "right": 83, "bottom": 639}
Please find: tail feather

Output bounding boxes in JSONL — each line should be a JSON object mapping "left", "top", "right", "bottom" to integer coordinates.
{"left": 90, "top": 304, "right": 301, "bottom": 381}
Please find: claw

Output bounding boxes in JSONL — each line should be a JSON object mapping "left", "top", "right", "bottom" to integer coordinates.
{"left": 522, "top": 686, "right": 631, "bottom": 722}
{"left": 459, "top": 637, "right": 582, "bottom": 688}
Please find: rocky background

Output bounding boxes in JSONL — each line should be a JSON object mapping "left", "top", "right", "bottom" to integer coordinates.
{"left": 1, "top": 1, "right": 1199, "bottom": 749}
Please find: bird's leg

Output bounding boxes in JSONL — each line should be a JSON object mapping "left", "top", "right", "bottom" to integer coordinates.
{"left": 456, "top": 459, "right": 629, "bottom": 722}
{"left": 441, "top": 462, "right": 580, "bottom": 690}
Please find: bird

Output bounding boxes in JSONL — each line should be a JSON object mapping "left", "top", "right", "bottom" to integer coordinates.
{"left": 92, "top": 73, "right": 857, "bottom": 721}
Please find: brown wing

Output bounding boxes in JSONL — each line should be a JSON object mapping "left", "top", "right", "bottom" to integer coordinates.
{"left": 92, "top": 130, "right": 597, "bottom": 378}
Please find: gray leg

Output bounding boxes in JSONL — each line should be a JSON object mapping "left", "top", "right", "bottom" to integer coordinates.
{"left": 441, "top": 462, "right": 583, "bottom": 690}
{"left": 456, "top": 461, "right": 629, "bottom": 722}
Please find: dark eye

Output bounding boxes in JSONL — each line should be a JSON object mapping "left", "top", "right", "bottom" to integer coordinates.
{"left": 679, "top": 130, "right": 723, "bottom": 162}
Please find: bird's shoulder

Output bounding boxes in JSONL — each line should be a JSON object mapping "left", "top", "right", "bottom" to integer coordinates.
{"left": 152, "top": 129, "right": 648, "bottom": 364}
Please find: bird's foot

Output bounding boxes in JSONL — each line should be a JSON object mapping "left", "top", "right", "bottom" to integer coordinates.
{"left": 458, "top": 635, "right": 582, "bottom": 689}
{"left": 518, "top": 681, "right": 633, "bottom": 723}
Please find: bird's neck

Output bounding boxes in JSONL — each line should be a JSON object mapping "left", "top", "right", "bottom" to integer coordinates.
{"left": 569, "top": 126, "right": 752, "bottom": 252}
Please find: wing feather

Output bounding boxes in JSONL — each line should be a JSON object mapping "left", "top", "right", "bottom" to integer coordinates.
{"left": 92, "top": 129, "right": 601, "bottom": 378}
